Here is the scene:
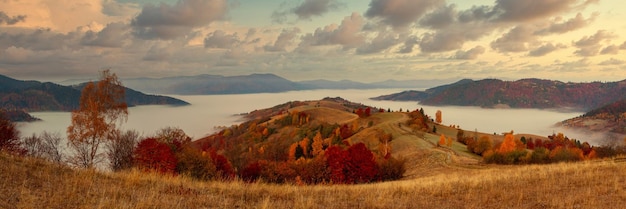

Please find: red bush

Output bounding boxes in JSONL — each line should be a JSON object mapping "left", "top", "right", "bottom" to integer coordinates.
{"left": 325, "top": 143, "right": 379, "bottom": 184}
{"left": 0, "top": 112, "right": 25, "bottom": 155}
{"left": 240, "top": 161, "right": 262, "bottom": 182}
{"left": 133, "top": 137, "right": 177, "bottom": 174}
{"left": 208, "top": 150, "right": 235, "bottom": 180}
{"left": 345, "top": 143, "right": 378, "bottom": 183}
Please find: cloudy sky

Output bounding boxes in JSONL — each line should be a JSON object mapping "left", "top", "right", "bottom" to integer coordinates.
{"left": 1, "top": 0, "right": 625, "bottom": 82}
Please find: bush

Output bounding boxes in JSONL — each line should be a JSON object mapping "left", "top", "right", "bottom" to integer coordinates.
{"left": 240, "top": 161, "right": 263, "bottom": 182}
{"left": 176, "top": 146, "right": 216, "bottom": 180}
{"left": 133, "top": 138, "right": 177, "bottom": 174}
{"left": 107, "top": 130, "right": 139, "bottom": 171}
{"left": 22, "top": 131, "right": 64, "bottom": 163}
{"left": 549, "top": 147, "right": 584, "bottom": 163}
{"left": 0, "top": 112, "right": 25, "bottom": 155}
{"left": 528, "top": 147, "right": 550, "bottom": 164}
{"left": 376, "top": 156, "right": 406, "bottom": 181}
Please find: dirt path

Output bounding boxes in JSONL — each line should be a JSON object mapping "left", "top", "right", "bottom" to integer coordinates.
{"left": 372, "top": 113, "right": 483, "bottom": 179}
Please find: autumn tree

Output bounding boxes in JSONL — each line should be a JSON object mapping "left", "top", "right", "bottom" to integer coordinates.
{"left": 133, "top": 137, "right": 177, "bottom": 174}
{"left": 474, "top": 136, "right": 493, "bottom": 155}
{"left": 497, "top": 134, "right": 517, "bottom": 154}
{"left": 438, "top": 134, "right": 446, "bottom": 146}
{"left": 107, "top": 130, "right": 139, "bottom": 171}
{"left": 67, "top": 70, "right": 128, "bottom": 168}
{"left": 0, "top": 111, "right": 25, "bottom": 155}
{"left": 435, "top": 110, "right": 442, "bottom": 124}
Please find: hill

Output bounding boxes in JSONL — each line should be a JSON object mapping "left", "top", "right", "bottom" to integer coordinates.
{"left": 559, "top": 99, "right": 626, "bottom": 137}
{"left": 373, "top": 78, "right": 626, "bottom": 110}
{"left": 0, "top": 74, "right": 189, "bottom": 114}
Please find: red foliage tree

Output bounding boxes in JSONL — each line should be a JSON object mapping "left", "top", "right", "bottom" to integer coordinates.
{"left": 0, "top": 111, "right": 25, "bottom": 155}
{"left": 325, "top": 143, "right": 379, "bottom": 184}
{"left": 133, "top": 137, "right": 177, "bottom": 174}
{"left": 339, "top": 124, "right": 353, "bottom": 139}
{"left": 345, "top": 143, "right": 378, "bottom": 183}
{"left": 240, "top": 161, "right": 262, "bottom": 182}
{"left": 207, "top": 150, "right": 235, "bottom": 179}
{"left": 325, "top": 145, "right": 347, "bottom": 183}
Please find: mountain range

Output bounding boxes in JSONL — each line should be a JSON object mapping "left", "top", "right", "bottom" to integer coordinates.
{"left": 0, "top": 74, "right": 189, "bottom": 121}
{"left": 120, "top": 74, "right": 457, "bottom": 95}
{"left": 373, "top": 78, "right": 626, "bottom": 111}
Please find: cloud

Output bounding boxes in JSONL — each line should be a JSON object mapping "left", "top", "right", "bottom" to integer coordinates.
{"left": 365, "top": 0, "right": 445, "bottom": 29}
{"left": 620, "top": 41, "right": 626, "bottom": 50}
{"left": 264, "top": 28, "right": 301, "bottom": 52}
{"left": 573, "top": 30, "right": 616, "bottom": 57}
{"left": 102, "top": 0, "right": 139, "bottom": 17}
{"left": 419, "top": 21, "right": 493, "bottom": 53}
{"left": 491, "top": 25, "right": 536, "bottom": 53}
{"left": 600, "top": 45, "right": 620, "bottom": 55}
{"left": 493, "top": 0, "right": 598, "bottom": 22}
{"left": 453, "top": 46, "right": 485, "bottom": 59}
{"left": 81, "top": 22, "right": 130, "bottom": 48}
{"left": 534, "top": 13, "right": 596, "bottom": 35}
{"left": 131, "top": 0, "right": 229, "bottom": 40}
{"left": 204, "top": 30, "right": 241, "bottom": 49}
{"left": 599, "top": 58, "right": 625, "bottom": 66}
{"left": 293, "top": 0, "right": 343, "bottom": 20}
{"left": 528, "top": 43, "right": 567, "bottom": 57}
{"left": 0, "top": 11, "right": 26, "bottom": 25}
{"left": 297, "top": 12, "right": 365, "bottom": 51}
{"left": 143, "top": 44, "right": 173, "bottom": 61}
{"left": 0, "top": 28, "right": 80, "bottom": 51}
{"left": 398, "top": 35, "right": 418, "bottom": 53}
{"left": 356, "top": 31, "right": 402, "bottom": 54}
{"left": 554, "top": 58, "right": 590, "bottom": 72}
{"left": 419, "top": 4, "right": 456, "bottom": 29}
{"left": 573, "top": 30, "right": 615, "bottom": 47}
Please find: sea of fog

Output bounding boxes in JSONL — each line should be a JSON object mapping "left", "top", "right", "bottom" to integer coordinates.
{"left": 17, "top": 89, "right": 588, "bottom": 142}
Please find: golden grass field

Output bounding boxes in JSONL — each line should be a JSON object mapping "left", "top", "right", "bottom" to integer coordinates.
{"left": 2, "top": 149, "right": 626, "bottom": 208}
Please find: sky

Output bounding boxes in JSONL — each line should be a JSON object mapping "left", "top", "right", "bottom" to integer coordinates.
{"left": 1, "top": 0, "right": 625, "bottom": 83}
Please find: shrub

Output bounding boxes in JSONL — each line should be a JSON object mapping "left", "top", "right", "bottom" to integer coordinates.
{"left": 529, "top": 147, "right": 550, "bottom": 164}
{"left": 22, "top": 131, "right": 64, "bottom": 163}
{"left": 240, "top": 161, "right": 263, "bottom": 182}
{"left": 549, "top": 146, "right": 584, "bottom": 163}
{"left": 0, "top": 112, "right": 25, "bottom": 155}
{"left": 107, "top": 130, "right": 139, "bottom": 171}
{"left": 176, "top": 146, "right": 216, "bottom": 180}
{"left": 133, "top": 138, "right": 177, "bottom": 174}
{"left": 376, "top": 156, "right": 406, "bottom": 181}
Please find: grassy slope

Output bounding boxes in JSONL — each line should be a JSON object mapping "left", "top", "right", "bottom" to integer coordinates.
{"left": 3, "top": 104, "right": 626, "bottom": 208}
{"left": 2, "top": 152, "right": 626, "bottom": 209}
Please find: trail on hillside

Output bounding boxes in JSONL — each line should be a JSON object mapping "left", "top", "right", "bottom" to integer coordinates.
{"left": 372, "top": 113, "right": 482, "bottom": 179}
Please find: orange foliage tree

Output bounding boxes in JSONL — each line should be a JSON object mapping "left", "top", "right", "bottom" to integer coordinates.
{"left": 67, "top": 70, "right": 128, "bottom": 168}
{"left": 435, "top": 110, "right": 442, "bottom": 124}
{"left": 438, "top": 134, "right": 446, "bottom": 146}
{"left": 497, "top": 134, "right": 517, "bottom": 154}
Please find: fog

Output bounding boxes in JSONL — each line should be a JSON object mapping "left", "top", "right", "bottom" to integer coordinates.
{"left": 17, "top": 89, "right": 587, "bottom": 142}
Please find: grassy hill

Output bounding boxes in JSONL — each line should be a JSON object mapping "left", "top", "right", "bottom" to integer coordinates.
{"left": 3, "top": 97, "right": 626, "bottom": 208}
{"left": 2, "top": 151, "right": 625, "bottom": 208}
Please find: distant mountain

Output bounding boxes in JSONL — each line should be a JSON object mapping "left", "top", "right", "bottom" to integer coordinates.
{"left": 123, "top": 74, "right": 455, "bottom": 95}
{"left": 373, "top": 78, "right": 626, "bottom": 110}
{"left": 0, "top": 74, "right": 189, "bottom": 114}
{"left": 124, "top": 74, "right": 306, "bottom": 95}
{"left": 297, "top": 79, "right": 378, "bottom": 89}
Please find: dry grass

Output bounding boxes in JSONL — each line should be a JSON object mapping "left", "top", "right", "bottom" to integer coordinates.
{"left": 2, "top": 151, "right": 625, "bottom": 209}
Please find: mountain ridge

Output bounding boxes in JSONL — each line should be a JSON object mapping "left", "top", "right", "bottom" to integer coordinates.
{"left": 0, "top": 74, "right": 189, "bottom": 121}
{"left": 373, "top": 78, "right": 626, "bottom": 110}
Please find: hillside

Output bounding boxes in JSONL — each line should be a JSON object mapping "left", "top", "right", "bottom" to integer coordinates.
{"left": 559, "top": 99, "right": 626, "bottom": 136}
{"left": 0, "top": 74, "right": 189, "bottom": 113}
{"left": 373, "top": 78, "right": 626, "bottom": 110}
